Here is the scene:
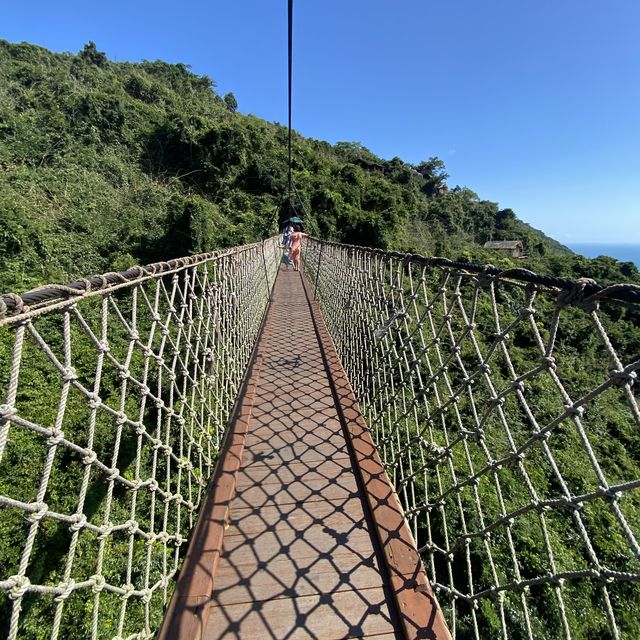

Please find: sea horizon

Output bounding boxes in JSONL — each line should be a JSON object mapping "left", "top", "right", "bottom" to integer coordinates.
{"left": 567, "top": 242, "right": 640, "bottom": 268}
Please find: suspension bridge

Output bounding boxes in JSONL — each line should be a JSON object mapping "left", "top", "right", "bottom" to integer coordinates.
{"left": 0, "top": 236, "right": 638, "bottom": 639}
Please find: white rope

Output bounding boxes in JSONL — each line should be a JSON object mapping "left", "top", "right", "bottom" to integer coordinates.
{"left": 303, "top": 237, "right": 640, "bottom": 640}
{"left": 0, "top": 237, "right": 280, "bottom": 639}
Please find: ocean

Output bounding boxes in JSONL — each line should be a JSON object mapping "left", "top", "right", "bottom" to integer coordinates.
{"left": 567, "top": 243, "right": 640, "bottom": 268}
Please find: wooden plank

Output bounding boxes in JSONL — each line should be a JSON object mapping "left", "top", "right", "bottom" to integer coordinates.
{"left": 220, "top": 524, "right": 376, "bottom": 562}
{"left": 203, "top": 587, "right": 398, "bottom": 640}
{"left": 245, "top": 429, "right": 344, "bottom": 453}
{"left": 252, "top": 385, "right": 336, "bottom": 400}
{"left": 247, "top": 420, "right": 343, "bottom": 440}
{"left": 248, "top": 416, "right": 344, "bottom": 436}
{"left": 163, "top": 267, "right": 405, "bottom": 640}
{"left": 245, "top": 425, "right": 345, "bottom": 447}
{"left": 233, "top": 473, "right": 358, "bottom": 508}
{"left": 225, "top": 496, "right": 367, "bottom": 538}
{"left": 248, "top": 408, "right": 342, "bottom": 433}
{"left": 240, "top": 442, "right": 350, "bottom": 466}
{"left": 247, "top": 418, "right": 339, "bottom": 435}
{"left": 211, "top": 553, "right": 386, "bottom": 606}
{"left": 242, "top": 439, "right": 350, "bottom": 463}
{"left": 235, "top": 457, "right": 354, "bottom": 488}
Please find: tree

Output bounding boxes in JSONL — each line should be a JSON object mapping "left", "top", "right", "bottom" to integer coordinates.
{"left": 333, "top": 141, "right": 381, "bottom": 164}
{"left": 223, "top": 92, "right": 238, "bottom": 112}
{"left": 415, "top": 157, "right": 449, "bottom": 196}
{"left": 78, "top": 41, "right": 107, "bottom": 67}
{"left": 496, "top": 207, "right": 516, "bottom": 228}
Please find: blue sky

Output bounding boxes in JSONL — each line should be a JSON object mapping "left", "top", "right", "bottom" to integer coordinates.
{"left": 2, "top": 0, "right": 639, "bottom": 242}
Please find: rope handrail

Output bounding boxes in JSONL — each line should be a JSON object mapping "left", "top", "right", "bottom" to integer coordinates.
{"left": 0, "top": 237, "right": 281, "bottom": 639}
{"left": 302, "top": 236, "right": 640, "bottom": 639}
{"left": 0, "top": 241, "right": 275, "bottom": 323}
{"left": 304, "top": 236, "right": 640, "bottom": 305}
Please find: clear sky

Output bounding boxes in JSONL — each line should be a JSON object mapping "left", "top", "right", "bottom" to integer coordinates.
{"left": 2, "top": 0, "right": 639, "bottom": 242}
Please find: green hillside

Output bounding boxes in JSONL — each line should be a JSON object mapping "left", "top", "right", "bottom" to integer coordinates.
{"left": 1, "top": 40, "right": 638, "bottom": 296}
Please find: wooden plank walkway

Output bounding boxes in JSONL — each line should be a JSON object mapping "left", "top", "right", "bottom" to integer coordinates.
{"left": 159, "top": 266, "right": 450, "bottom": 640}
{"left": 205, "top": 267, "right": 399, "bottom": 639}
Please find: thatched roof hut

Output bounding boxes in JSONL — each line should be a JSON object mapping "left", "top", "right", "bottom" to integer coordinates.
{"left": 483, "top": 240, "right": 524, "bottom": 257}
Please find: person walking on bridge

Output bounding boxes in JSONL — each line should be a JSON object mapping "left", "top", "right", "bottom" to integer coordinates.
{"left": 282, "top": 222, "right": 294, "bottom": 249}
{"left": 289, "top": 225, "right": 306, "bottom": 272}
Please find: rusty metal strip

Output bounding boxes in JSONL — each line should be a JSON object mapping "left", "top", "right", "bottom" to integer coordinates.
{"left": 300, "top": 273, "right": 452, "bottom": 640}
{"left": 157, "top": 348, "right": 267, "bottom": 639}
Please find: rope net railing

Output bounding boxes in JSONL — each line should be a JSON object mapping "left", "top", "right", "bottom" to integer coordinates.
{"left": 303, "top": 238, "right": 640, "bottom": 640}
{"left": 0, "top": 237, "right": 280, "bottom": 639}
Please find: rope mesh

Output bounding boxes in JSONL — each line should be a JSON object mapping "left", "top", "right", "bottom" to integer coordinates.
{"left": 304, "top": 238, "right": 640, "bottom": 639}
{"left": 0, "top": 238, "right": 280, "bottom": 639}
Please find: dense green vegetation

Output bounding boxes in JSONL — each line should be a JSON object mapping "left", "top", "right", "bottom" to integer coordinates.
{"left": 2, "top": 39, "right": 639, "bottom": 294}
{"left": 0, "top": 39, "right": 638, "bottom": 639}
